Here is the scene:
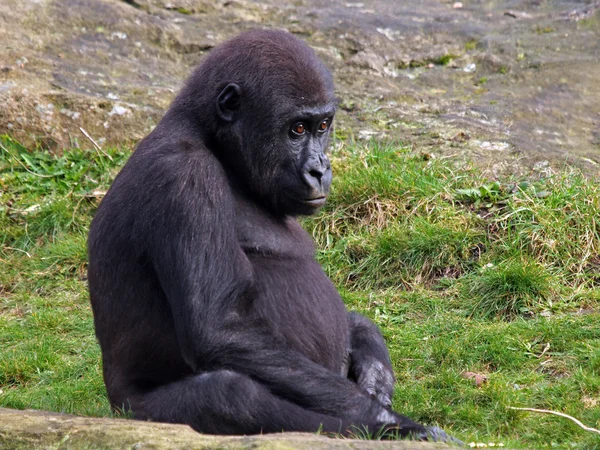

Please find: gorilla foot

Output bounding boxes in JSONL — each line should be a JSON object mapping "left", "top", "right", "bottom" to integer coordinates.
{"left": 419, "top": 426, "right": 465, "bottom": 446}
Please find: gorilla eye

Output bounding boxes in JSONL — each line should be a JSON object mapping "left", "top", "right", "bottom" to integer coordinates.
{"left": 292, "top": 122, "right": 306, "bottom": 135}
{"left": 318, "top": 120, "right": 329, "bottom": 132}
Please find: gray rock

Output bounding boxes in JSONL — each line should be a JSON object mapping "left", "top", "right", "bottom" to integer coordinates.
{"left": 0, "top": 407, "right": 453, "bottom": 450}
{"left": 0, "top": 0, "right": 598, "bottom": 175}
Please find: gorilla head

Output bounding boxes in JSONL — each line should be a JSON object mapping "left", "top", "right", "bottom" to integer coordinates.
{"left": 172, "top": 30, "right": 337, "bottom": 216}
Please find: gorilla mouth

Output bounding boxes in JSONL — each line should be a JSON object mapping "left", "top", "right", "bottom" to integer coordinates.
{"left": 303, "top": 197, "right": 327, "bottom": 207}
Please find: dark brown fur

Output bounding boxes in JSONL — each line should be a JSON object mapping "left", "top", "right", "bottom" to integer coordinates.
{"left": 88, "top": 29, "right": 457, "bottom": 442}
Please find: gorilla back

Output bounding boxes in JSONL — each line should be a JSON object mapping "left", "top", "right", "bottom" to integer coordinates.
{"left": 88, "top": 29, "right": 455, "bottom": 441}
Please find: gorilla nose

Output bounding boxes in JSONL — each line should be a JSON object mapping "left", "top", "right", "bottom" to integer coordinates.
{"left": 301, "top": 154, "right": 331, "bottom": 192}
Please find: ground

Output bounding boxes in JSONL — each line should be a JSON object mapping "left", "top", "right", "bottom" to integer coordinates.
{"left": 1, "top": 1, "right": 600, "bottom": 448}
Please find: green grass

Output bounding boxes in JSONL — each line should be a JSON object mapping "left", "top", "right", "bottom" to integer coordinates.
{"left": 1, "top": 136, "right": 600, "bottom": 448}
{"left": 462, "top": 259, "right": 553, "bottom": 319}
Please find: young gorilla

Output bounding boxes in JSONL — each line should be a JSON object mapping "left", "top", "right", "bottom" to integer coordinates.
{"left": 88, "top": 29, "right": 456, "bottom": 442}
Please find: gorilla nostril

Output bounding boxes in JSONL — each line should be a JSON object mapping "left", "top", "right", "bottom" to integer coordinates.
{"left": 309, "top": 169, "right": 323, "bottom": 180}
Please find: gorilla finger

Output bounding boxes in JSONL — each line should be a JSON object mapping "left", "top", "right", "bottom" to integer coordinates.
{"left": 418, "top": 426, "right": 465, "bottom": 446}
{"left": 376, "top": 391, "right": 392, "bottom": 407}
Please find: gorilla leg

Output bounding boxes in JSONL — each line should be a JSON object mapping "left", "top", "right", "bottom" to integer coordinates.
{"left": 131, "top": 370, "right": 355, "bottom": 435}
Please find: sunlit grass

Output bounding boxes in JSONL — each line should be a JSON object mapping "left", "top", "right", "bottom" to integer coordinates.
{"left": 1, "top": 135, "right": 599, "bottom": 448}
{"left": 462, "top": 259, "right": 554, "bottom": 319}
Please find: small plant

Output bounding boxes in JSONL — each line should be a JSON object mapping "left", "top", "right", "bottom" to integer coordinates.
{"left": 465, "top": 40, "right": 478, "bottom": 51}
{"left": 436, "top": 54, "right": 458, "bottom": 66}
{"left": 455, "top": 182, "right": 504, "bottom": 205}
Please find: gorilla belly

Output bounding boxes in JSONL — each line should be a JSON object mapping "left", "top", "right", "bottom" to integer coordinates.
{"left": 247, "top": 254, "right": 350, "bottom": 373}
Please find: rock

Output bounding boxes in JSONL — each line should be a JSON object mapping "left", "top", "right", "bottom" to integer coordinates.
{"left": 109, "top": 104, "right": 132, "bottom": 116}
{"left": 460, "top": 371, "right": 488, "bottom": 387}
{"left": 0, "top": 0, "right": 598, "bottom": 175}
{"left": 0, "top": 407, "right": 451, "bottom": 450}
{"left": 348, "top": 51, "right": 387, "bottom": 74}
{"left": 463, "top": 63, "right": 476, "bottom": 73}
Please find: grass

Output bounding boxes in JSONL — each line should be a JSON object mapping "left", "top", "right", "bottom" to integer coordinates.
{"left": 462, "top": 259, "right": 553, "bottom": 319}
{"left": 1, "top": 135, "right": 599, "bottom": 448}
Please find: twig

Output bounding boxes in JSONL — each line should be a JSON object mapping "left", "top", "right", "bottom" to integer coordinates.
{"left": 71, "top": 195, "right": 86, "bottom": 225}
{"left": 508, "top": 407, "right": 600, "bottom": 435}
{"left": 79, "top": 127, "right": 113, "bottom": 161}
{"left": 493, "top": 207, "right": 532, "bottom": 222}
{"left": 4, "top": 247, "right": 32, "bottom": 258}
{"left": 537, "top": 343, "right": 550, "bottom": 358}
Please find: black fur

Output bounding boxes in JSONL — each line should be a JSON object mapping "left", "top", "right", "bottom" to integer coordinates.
{"left": 88, "top": 29, "right": 458, "bottom": 442}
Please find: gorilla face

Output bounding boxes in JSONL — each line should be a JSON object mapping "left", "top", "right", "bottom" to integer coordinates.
{"left": 277, "top": 104, "right": 336, "bottom": 216}
{"left": 216, "top": 82, "right": 337, "bottom": 217}
{"left": 206, "top": 29, "right": 338, "bottom": 218}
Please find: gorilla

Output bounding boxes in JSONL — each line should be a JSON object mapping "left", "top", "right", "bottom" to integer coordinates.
{"left": 88, "top": 29, "right": 458, "bottom": 442}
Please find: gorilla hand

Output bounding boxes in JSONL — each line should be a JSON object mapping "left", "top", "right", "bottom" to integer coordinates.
{"left": 375, "top": 409, "right": 465, "bottom": 445}
{"left": 418, "top": 426, "right": 466, "bottom": 446}
{"left": 348, "top": 312, "right": 395, "bottom": 406}
{"left": 353, "top": 356, "right": 395, "bottom": 407}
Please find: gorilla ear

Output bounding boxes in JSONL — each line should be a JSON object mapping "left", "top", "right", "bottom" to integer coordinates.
{"left": 216, "top": 83, "right": 242, "bottom": 122}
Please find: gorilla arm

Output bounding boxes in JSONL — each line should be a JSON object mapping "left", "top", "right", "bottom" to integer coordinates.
{"left": 348, "top": 312, "right": 396, "bottom": 407}
{"left": 143, "top": 147, "right": 423, "bottom": 433}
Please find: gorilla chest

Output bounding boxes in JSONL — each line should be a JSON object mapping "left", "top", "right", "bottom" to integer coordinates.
{"left": 234, "top": 206, "right": 349, "bottom": 373}
{"left": 247, "top": 253, "right": 350, "bottom": 373}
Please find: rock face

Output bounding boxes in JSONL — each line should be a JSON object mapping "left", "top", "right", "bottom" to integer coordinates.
{"left": 0, "top": 407, "right": 451, "bottom": 450}
{"left": 0, "top": 0, "right": 599, "bottom": 174}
